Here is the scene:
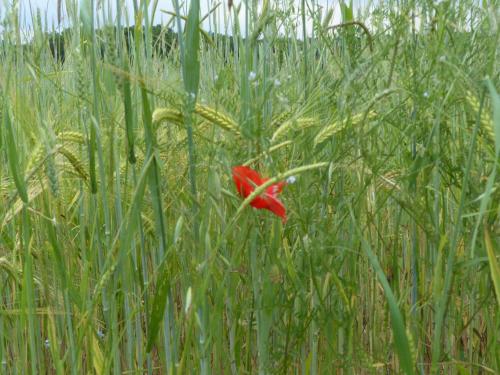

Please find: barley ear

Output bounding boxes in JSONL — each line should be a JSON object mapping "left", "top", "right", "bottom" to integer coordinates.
{"left": 314, "top": 110, "right": 377, "bottom": 147}
{"left": 57, "top": 131, "right": 86, "bottom": 145}
{"left": 194, "top": 104, "right": 241, "bottom": 136}
{"left": 270, "top": 109, "right": 293, "bottom": 128}
{"left": 58, "top": 146, "right": 90, "bottom": 183}
{"left": 45, "top": 151, "right": 59, "bottom": 197}
{"left": 152, "top": 108, "right": 184, "bottom": 125}
{"left": 271, "top": 117, "right": 317, "bottom": 142}
{"left": 465, "top": 91, "right": 494, "bottom": 142}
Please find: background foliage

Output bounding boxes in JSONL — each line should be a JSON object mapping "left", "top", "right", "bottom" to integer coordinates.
{"left": 0, "top": 0, "right": 499, "bottom": 373}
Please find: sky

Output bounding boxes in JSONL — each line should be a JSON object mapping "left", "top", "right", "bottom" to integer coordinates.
{"left": 0, "top": 0, "right": 372, "bottom": 39}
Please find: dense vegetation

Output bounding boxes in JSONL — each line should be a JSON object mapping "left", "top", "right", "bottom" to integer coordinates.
{"left": 0, "top": 0, "right": 499, "bottom": 373}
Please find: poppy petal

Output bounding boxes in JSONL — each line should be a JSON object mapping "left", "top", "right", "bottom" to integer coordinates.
{"left": 262, "top": 194, "right": 287, "bottom": 222}
{"left": 232, "top": 165, "right": 287, "bottom": 222}
{"left": 266, "top": 181, "right": 286, "bottom": 197}
{"left": 249, "top": 196, "right": 269, "bottom": 209}
{"left": 232, "top": 166, "right": 262, "bottom": 197}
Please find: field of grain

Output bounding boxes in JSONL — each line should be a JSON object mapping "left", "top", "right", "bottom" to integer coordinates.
{"left": 0, "top": 0, "right": 499, "bottom": 373}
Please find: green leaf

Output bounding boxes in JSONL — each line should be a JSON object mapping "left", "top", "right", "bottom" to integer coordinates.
{"left": 208, "top": 167, "right": 221, "bottom": 201}
{"left": 146, "top": 257, "right": 172, "bottom": 353}
{"left": 484, "top": 228, "right": 500, "bottom": 308}
{"left": 3, "top": 106, "right": 28, "bottom": 203}
{"left": 183, "top": 0, "right": 201, "bottom": 98}
{"left": 122, "top": 59, "right": 136, "bottom": 164}
{"left": 485, "top": 80, "right": 500, "bottom": 156}
{"left": 349, "top": 206, "right": 415, "bottom": 375}
{"left": 340, "top": 0, "right": 353, "bottom": 23}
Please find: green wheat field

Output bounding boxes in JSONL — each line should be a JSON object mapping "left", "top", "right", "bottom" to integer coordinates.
{"left": 1, "top": 0, "right": 499, "bottom": 373}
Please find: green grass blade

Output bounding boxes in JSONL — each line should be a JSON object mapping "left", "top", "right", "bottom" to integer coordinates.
{"left": 485, "top": 80, "right": 500, "bottom": 156}
{"left": 146, "top": 257, "right": 172, "bottom": 353}
{"left": 484, "top": 228, "right": 500, "bottom": 308}
{"left": 3, "top": 104, "right": 28, "bottom": 203}
{"left": 183, "top": 0, "right": 201, "bottom": 97}
{"left": 349, "top": 205, "right": 416, "bottom": 375}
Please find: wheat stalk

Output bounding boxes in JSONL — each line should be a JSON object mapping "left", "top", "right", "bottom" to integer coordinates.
{"left": 2, "top": 179, "right": 49, "bottom": 227}
{"left": 26, "top": 132, "right": 85, "bottom": 173}
{"left": 152, "top": 108, "right": 184, "bottom": 125}
{"left": 57, "top": 131, "right": 86, "bottom": 145}
{"left": 26, "top": 145, "right": 48, "bottom": 174}
{"left": 153, "top": 104, "right": 241, "bottom": 136}
{"left": 2, "top": 155, "right": 89, "bottom": 228}
{"left": 194, "top": 104, "right": 241, "bottom": 136}
{"left": 465, "top": 91, "right": 494, "bottom": 142}
{"left": 58, "top": 146, "right": 90, "bottom": 182}
{"left": 1, "top": 142, "right": 89, "bottom": 228}
{"left": 375, "top": 170, "right": 401, "bottom": 191}
{"left": 270, "top": 109, "right": 294, "bottom": 128}
{"left": 314, "top": 110, "right": 377, "bottom": 147}
{"left": 45, "top": 152, "right": 59, "bottom": 197}
{"left": 271, "top": 117, "right": 317, "bottom": 142}
{"left": 242, "top": 140, "right": 293, "bottom": 166}
{"left": 0, "top": 257, "right": 21, "bottom": 285}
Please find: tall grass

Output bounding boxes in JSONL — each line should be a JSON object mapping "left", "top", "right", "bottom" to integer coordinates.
{"left": 0, "top": 0, "right": 499, "bottom": 373}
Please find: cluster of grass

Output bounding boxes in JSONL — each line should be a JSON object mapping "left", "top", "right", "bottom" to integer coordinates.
{"left": 0, "top": 0, "right": 499, "bottom": 373}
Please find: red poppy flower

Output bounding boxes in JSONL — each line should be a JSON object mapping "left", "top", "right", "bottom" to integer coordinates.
{"left": 232, "top": 165, "right": 287, "bottom": 222}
